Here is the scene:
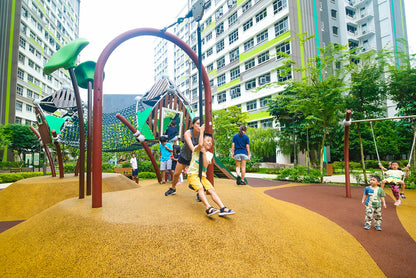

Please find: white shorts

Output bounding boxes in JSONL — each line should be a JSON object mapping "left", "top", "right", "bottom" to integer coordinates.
{"left": 160, "top": 159, "right": 172, "bottom": 171}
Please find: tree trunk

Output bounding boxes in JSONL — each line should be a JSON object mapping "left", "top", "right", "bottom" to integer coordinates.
{"left": 319, "top": 126, "right": 327, "bottom": 183}
{"left": 357, "top": 123, "right": 368, "bottom": 185}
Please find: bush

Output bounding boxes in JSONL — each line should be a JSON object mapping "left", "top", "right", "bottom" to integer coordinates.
{"left": 138, "top": 172, "right": 157, "bottom": 179}
{"left": 276, "top": 166, "right": 322, "bottom": 183}
{"left": 121, "top": 161, "right": 131, "bottom": 168}
{"left": 138, "top": 160, "right": 155, "bottom": 172}
{"left": 102, "top": 162, "right": 114, "bottom": 173}
{"left": 0, "top": 172, "right": 43, "bottom": 183}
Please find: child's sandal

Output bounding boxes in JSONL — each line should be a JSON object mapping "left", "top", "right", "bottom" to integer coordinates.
{"left": 400, "top": 193, "right": 406, "bottom": 199}
{"left": 219, "top": 206, "right": 235, "bottom": 216}
{"left": 206, "top": 206, "right": 219, "bottom": 216}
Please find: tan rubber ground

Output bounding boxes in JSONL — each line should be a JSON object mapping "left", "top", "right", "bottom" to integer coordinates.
{"left": 0, "top": 176, "right": 384, "bottom": 277}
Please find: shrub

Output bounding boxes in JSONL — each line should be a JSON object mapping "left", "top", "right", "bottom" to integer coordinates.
{"left": 121, "top": 161, "right": 131, "bottom": 168}
{"left": 0, "top": 172, "right": 43, "bottom": 183}
{"left": 138, "top": 160, "right": 155, "bottom": 172}
{"left": 138, "top": 172, "right": 157, "bottom": 179}
{"left": 276, "top": 165, "right": 322, "bottom": 183}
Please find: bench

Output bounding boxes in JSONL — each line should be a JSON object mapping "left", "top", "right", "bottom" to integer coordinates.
{"left": 114, "top": 168, "right": 139, "bottom": 184}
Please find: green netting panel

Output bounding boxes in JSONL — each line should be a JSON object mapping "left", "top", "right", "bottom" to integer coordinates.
{"left": 136, "top": 108, "right": 155, "bottom": 140}
{"left": 45, "top": 115, "right": 70, "bottom": 135}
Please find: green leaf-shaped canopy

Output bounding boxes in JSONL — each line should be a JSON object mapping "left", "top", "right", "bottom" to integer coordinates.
{"left": 44, "top": 38, "right": 89, "bottom": 75}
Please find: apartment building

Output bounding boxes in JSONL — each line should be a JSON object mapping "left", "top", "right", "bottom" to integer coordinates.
{"left": 154, "top": 0, "right": 408, "bottom": 163}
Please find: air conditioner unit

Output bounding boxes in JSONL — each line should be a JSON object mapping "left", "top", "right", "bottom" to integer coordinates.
{"left": 361, "top": 13, "right": 365, "bottom": 18}
{"left": 362, "top": 30, "right": 366, "bottom": 34}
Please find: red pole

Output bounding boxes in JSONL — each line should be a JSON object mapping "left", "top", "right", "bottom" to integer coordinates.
{"left": 29, "top": 126, "right": 56, "bottom": 177}
{"left": 115, "top": 113, "right": 162, "bottom": 182}
{"left": 93, "top": 28, "right": 213, "bottom": 208}
{"left": 51, "top": 130, "right": 64, "bottom": 178}
{"left": 344, "top": 110, "right": 352, "bottom": 198}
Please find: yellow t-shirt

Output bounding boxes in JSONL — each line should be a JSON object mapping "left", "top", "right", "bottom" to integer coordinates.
{"left": 187, "top": 150, "right": 213, "bottom": 177}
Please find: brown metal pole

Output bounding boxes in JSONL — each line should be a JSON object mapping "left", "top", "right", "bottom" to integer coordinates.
{"left": 115, "top": 113, "right": 162, "bottom": 182}
{"left": 93, "top": 28, "right": 213, "bottom": 208}
{"left": 344, "top": 110, "right": 352, "bottom": 198}
{"left": 69, "top": 68, "right": 85, "bottom": 199}
{"left": 29, "top": 126, "right": 56, "bottom": 177}
{"left": 86, "top": 81, "right": 93, "bottom": 195}
{"left": 51, "top": 130, "right": 64, "bottom": 178}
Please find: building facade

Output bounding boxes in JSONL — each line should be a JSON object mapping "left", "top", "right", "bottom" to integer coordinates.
{"left": 154, "top": 0, "right": 408, "bottom": 164}
{"left": 0, "top": 0, "right": 80, "bottom": 160}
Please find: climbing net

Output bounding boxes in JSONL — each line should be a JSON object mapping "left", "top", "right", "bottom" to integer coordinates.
{"left": 59, "top": 104, "right": 146, "bottom": 152}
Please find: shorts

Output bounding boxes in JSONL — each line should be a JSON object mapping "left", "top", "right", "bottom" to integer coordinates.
{"left": 178, "top": 155, "right": 191, "bottom": 166}
{"left": 234, "top": 154, "right": 249, "bottom": 161}
{"left": 188, "top": 174, "right": 214, "bottom": 191}
{"left": 132, "top": 168, "right": 138, "bottom": 176}
{"left": 160, "top": 159, "right": 172, "bottom": 171}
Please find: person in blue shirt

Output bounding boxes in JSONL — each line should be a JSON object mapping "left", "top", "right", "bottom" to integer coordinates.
{"left": 231, "top": 125, "right": 250, "bottom": 185}
{"left": 164, "top": 120, "right": 179, "bottom": 145}
{"left": 159, "top": 135, "right": 173, "bottom": 184}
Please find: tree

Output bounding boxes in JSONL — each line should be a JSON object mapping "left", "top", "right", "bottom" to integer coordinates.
{"left": 212, "top": 106, "right": 248, "bottom": 159}
{"left": 246, "top": 128, "right": 278, "bottom": 162}
{"left": 0, "top": 125, "right": 12, "bottom": 151}
{"left": 5, "top": 124, "right": 40, "bottom": 161}
{"left": 345, "top": 50, "right": 388, "bottom": 184}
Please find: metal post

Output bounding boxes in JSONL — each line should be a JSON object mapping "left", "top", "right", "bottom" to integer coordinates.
{"left": 344, "top": 110, "right": 352, "bottom": 198}
{"left": 197, "top": 22, "right": 204, "bottom": 180}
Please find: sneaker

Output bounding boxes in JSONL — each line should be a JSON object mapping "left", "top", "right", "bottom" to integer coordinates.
{"left": 196, "top": 193, "right": 201, "bottom": 202}
{"left": 239, "top": 180, "right": 246, "bottom": 185}
{"left": 236, "top": 175, "right": 241, "bottom": 185}
{"left": 375, "top": 226, "right": 382, "bottom": 231}
{"left": 159, "top": 181, "right": 166, "bottom": 184}
{"left": 364, "top": 224, "right": 370, "bottom": 230}
{"left": 164, "top": 187, "right": 176, "bottom": 196}
{"left": 394, "top": 199, "right": 401, "bottom": 206}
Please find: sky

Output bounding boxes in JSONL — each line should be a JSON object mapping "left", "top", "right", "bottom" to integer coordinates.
{"left": 79, "top": 0, "right": 416, "bottom": 95}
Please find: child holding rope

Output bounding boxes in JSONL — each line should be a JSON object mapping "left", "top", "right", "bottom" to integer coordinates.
{"left": 378, "top": 161, "right": 410, "bottom": 206}
{"left": 362, "top": 175, "right": 386, "bottom": 231}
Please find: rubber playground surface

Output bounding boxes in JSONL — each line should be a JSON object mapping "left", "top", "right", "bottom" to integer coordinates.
{"left": 1, "top": 174, "right": 415, "bottom": 277}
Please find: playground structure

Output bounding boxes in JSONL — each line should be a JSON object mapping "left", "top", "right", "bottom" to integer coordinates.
{"left": 343, "top": 110, "right": 416, "bottom": 198}
{"left": 30, "top": 27, "right": 242, "bottom": 208}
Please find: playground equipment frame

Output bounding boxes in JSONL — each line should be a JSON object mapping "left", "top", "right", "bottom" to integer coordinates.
{"left": 343, "top": 110, "right": 416, "bottom": 198}
{"left": 92, "top": 28, "right": 213, "bottom": 208}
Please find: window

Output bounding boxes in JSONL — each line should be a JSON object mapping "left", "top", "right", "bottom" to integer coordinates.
{"left": 230, "top": 85, "right": 241, "bottom": 99}
{"left": 206, "top": 16, "right": 212, "bottom": 26}
{"left": 205, "top": 0, "right": 211, "bottom": 9}
{"left": 258, "top": 51, "right": 269, "bottom": 64}
{"left": 245, "top": 79, "right": 256, "bottom": 90}
{"left": 207, "top": 47, "right": 213, "bottom": 57}
{"left": 277, "top": 67, "right": 292, "bottom": 82}
{"left": 332, "top": 26, "right": 338, "bottom": 35}
{"left": 244, "top": 38, "right": 254, "bottom": 51}
{"left": 229, "top": 47, "right": 239, "bottom": 62}
{"left": 245, "top": 58, "right": 255, "bottom": 70}
{"left": 217, "top": 74, "right": 226, "bottom": 86}
{"left": 192, "top": 88, "right": 198, "bottom": 98}
{"left": 275, "top": 17, "right": 289, "bottom": 36}
{"left": 18, "top": 52, "right": 25, "bottom": 64}
{"left": 17, "top": 69, "right": 24, "bottom": 80}
{"left": 229, "top": 30, "right": 239, "bottom": 45}
{"left": 19, "top": 37, "right": 26, "bottom": 49}
{"left": 243, "top": 19, "right": 253, "bottom": 31}
{"left": 230, "top": 67, "right": 240, "bottom": 80}
{"left": 217, "top": 56, "right": 225, "bottom": 69}
{"left": 227, "top": 0, "right": 237, "bottom": 8}
{"left": 331, "top": 9, "right": 337, "bottom": 18}
{"left": 206, "top": 32, "right": 212, "bottom": 42}
{"left": 258, "top": 73, "right": 270, "bottom": 85}
{"left": 216, "top": 39, "right": 224, "bottom": 53}
{"left": 215, "top": 6, "right": 223, "bottom": 20}
{"left": 242, "top": 0, "right": 252, "bottom": 12}
{"left": 207, "top": 63, "right": 214, "bottom": 72}
{"left": 276, "top": 41, "right": 291, "bottom": 59}
{"left": 15, "top": 117, "right": 22, "bottom": 124}
{"left": 216, "top": 22, "right": 224, "bottom": 36}
{"left": 26, "top": 105, "right": 33, "bottom": 112}
{"left": 273, "top": 0, "right": 287, "bottom": 14}
{"left": 256, "top": 29, "right": 268, "bottom": 44}
{"left": 255, "top": 8, "right": 267, "bottom": 22}
{"left": 217, "top": 91, "right": 226, "bottom": 103}
{"left": 248, "top": 121, "right": 258, "bottom": 128}
{"left": 247, "top": 100, "right": 257, "bottom": 111}
{"left": 261, "top": 119, "right": 273, "bottom": 128}
{"left": 28, "top": 59, "right": 34, "bottom": 68}
{"left": 27, "top": 89, "right": 33, "bottom": 98}
{"left": 228, "top": 12, "right": 238, "bottom": 27}
{"left": 260, "top": 97, "right": 270, "bottom": 107}
{"left": 16, "top": 101, "right": 23, "bottom": 112}
{"left": 17, "top": 85, "right": 23, "bottom": 96}
{"left": 192, "top": 74, "right": 197, "bottom": 84}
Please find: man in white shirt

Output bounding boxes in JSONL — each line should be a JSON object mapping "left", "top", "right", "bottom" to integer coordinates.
{"left": 130, "top": 153, "right": 138, "bottom": 183}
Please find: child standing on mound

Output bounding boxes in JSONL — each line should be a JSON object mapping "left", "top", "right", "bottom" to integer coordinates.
{"left": 361, "top": 175, "right": 386, "bottom": 231}
{"left": 188, "top": 124, "right": 236, "bottom": 217}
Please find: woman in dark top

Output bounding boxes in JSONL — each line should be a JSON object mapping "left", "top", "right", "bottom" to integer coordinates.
{"left": 231, "top": 125, "right": 250, "bottom": 185}
{"left": 165, "top": 117, "right": 200, "bottom": 196}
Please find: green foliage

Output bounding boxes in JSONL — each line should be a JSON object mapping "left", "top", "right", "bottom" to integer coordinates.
{"left": 138, "top": 172, "right": 157, "bottom": 179}
{"left": 4, "top": 124, "right": 40, "bottom": 160}
{"left": 212, "top": 106, "right": 248, "bottom": 159}
{"left": 121, "top": 161, "right": 131, "bottom": 168}
{"left": 0, "top": 172, "right": 43, "bottom": 183}
{"left": 138, "top": 160, "right": 155, "bottom": 172}
{"left": 276, "top": 166, "right": 322, "bottom": 183}
{"left": 0, "top": 124, "right": 11, "bottom": 150}
{"left": 246, "top": 128, "right": 278, "bottom": 162}
{"left": 0, "top": 161, "right": 25, "bottom": 169}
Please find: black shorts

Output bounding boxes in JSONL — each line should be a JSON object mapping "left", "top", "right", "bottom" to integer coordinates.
{"left": 178, "top": 155, "right": 191, "bottom": 166}
{"left": 132, "top": 169, "right": 139, "bottom": 176}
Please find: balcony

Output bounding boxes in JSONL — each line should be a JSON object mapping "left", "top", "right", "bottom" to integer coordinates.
{"left": 356, "top": 28, "right": 375, "bottom": 39}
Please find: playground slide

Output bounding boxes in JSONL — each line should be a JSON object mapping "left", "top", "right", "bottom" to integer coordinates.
{"left": 213, "top": 155, "right": 248, "bottom": 184}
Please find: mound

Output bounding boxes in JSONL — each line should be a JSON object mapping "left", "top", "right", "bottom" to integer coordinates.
{"left": 0, "top": 179, "right": 383, "bottom": 277}
{"left": 0, "top": 173, "right": 140, "bottom": 221}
